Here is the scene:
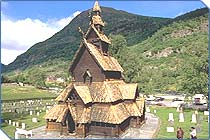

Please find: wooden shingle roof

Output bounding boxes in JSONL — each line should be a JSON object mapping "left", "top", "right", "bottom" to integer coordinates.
{"left": 69, "top": 38, "right": 123, "bottom": 74}
{"left": 90, "top": 103, "right": 130, "bottom": 124}
{"left": 92, "top": 15, "right": 105, "bottom": 26}
{"left": 56, "top": 80, "right": 137, "bottom": 104}
{"left": 55, "top": 83, "right": 73, "bottom": 102}
{"left": 44, "top": 104, "right": 68, "bottom": 123}
{"left": 93, "top": 1, "right": 101, "bottom": 12}
{"left": 84, "top": 39, "right": 123, "bottom": 72}
{"left": 90, "top": 25, "right": 111, "bottom": 44}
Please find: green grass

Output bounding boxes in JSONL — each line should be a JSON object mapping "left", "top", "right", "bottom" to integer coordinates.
{"left": 1, "top": 112, "right": 47, "bottom": 138}
{"left": 150, "top": 106, "right": 209, "bottom": 139}
{"left": 1, "top": 84, "right": 57, "bottom": 101}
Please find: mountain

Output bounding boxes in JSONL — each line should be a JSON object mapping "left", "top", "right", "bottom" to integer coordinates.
{"left": 2, "top": 7, "right": 208, "bottom": 96}
{"left": 118, "top": 8, "right": 208, "bottom": 95}
{"left": 3, "top": 7, "right": 170, "bottom": 73}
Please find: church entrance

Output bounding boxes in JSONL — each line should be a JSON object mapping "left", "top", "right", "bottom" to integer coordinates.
{"left": 66, "top": 112, "right": 75, "bottom": 133}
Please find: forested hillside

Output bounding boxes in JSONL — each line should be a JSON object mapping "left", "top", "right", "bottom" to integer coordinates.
{"left": 115, "top": 8, "right": 208, "bottom": 95}
{"left": 2, "top": 7, "right": 208, "bottom": 96}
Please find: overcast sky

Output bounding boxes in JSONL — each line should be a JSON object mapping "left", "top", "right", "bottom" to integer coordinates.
{"left": 1, "top": 1, "right": 206, "bottom": 65}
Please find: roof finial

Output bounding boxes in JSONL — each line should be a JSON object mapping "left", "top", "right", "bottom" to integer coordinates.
{"left": 93, "top": 0, "right": 101, "bottom": 13}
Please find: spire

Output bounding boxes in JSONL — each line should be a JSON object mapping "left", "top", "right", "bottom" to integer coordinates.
{"left": 91, "top": 1, "right": 104, "bottom": 27}
{"left": 93, "top": 0, "right": 101, "bottom": 13}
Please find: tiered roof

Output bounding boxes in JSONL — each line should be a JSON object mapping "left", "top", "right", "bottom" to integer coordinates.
{"left": 45, "top": 0, "right": 145, "bottom": 126}
{"left": 55, "top": 80, "right": 137, "bottom": 103}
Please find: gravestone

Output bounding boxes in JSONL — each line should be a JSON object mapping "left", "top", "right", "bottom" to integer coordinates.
{"left": 5, "top": 120, "right": 8, "bottom": 124}
{"left": 146, "top": 107, "right": 150, "bottom": 113}
{"left": 168, "top": 113, "right": 174, "bottom": 121}
{"left": 9, "top": 120, "right": 12, "bottom": 125}
{"left": 176, "top": 106, "right": 180, "bottom": 112}
{"left": 16, "top": 122, "right": 19, "bottom": 127}
{"left": 30, "top": 111, "right": 33, "bottom": 115}
{"left": 166, "top": 127, "right": 174, "bottom": 132}
{"left": 13, "top": 121, "right": 16, "bottom": 126}
{"left": 32, "top": 118, "right": 38, "bottom": 123}
{"left": 22, "top": 123, "right": 26, "bottom": 129}
{"left": 204, "top": 111, "right": 209, "bottom": 116}
{"left": 37, "top": 112, "right": 40, "bottom": 116}
{"left": 195, "top": 110, "right": 198, "bottom": 115}
{"left": 154, "top": 109, "right": 157, "bottom": 114}
{"left": 179, "top": 112, "right": 184, "bottom": 122}
{"left": 191, "top": 113, "right": 197, "bottom": 123}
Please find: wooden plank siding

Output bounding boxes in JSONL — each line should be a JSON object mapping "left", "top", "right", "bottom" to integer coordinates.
{"left": 72, "top": 47, "right": 105, "bottom": 82}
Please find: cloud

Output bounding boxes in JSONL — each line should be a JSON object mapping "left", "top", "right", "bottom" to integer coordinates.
{"left": 1, "top": 11, "right": 81, "bottom": 65}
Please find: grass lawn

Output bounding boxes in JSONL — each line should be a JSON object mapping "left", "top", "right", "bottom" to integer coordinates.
{"left": 1, "top": 84, "right": 57, "bottom": 101}
{"left": 150, "top": 106, "right": 209, "bottom": 139}
{"left": 1, "top": 111, "right": 47, "bottom": 139}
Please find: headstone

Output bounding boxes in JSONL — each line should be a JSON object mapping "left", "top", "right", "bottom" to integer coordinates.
{"left": 204, "top": 111, "right": 209, "bottom": 116}
{"left": 154, "top": 109, "right": 157, "bottom": 114}
{"left": 37, "top": 112, "right": 40, "bottom": 116}
{"left": 22, "top": 123, "right": 26, "bottom": 129}
{"left": 168, "top": 113, "right": 174, "bottom": 121}
{"left": 166, "top": 127, "right": 174, "bottom": 132}
{"left": 13, "top": 121, "right": 16, "bottom": 126}
{"left": 32, "top": 118, "right": 38, "bottom": 123}
{"left": 191, "top": 113, "right": 197, "bottom": 123}
{"left": 16, "top": 122, "right": 19, "bottom": 127}
{"left": 188, "top": 96, "right": 192, "bottom": 100}
{"left": 176, "top": 106, "right": 180, "bottom": 112}
{"left": 30, "top": 111, "right": 33, "bottom": 115}
{"left": 179, "top": 112, "right": 184, "bottom": 122}
{"left": 146, "top": 107, "right": 150, "bottom": 113}
{"left": 5, "top": 120, "right": 8, "bottom": 124}
{"left": 195, "top": 111, "right": 198, "bottom": 115}
{"left": 9, "top": 120, "right": 12, "bottom": 125}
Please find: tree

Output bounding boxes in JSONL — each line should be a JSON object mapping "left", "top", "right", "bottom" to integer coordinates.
{"left": 109, "top": 34, "right": 127, "bottom": 59}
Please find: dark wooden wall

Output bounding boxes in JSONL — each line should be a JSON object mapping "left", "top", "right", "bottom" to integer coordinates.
{"left": 72, "top": 47, "right": 105, "bottom": 82}
{"left": 104, "top": 71, "right": 122, "bottom": 79}
{"left": 46, "top": 121, "right": 68, "bottom": 135}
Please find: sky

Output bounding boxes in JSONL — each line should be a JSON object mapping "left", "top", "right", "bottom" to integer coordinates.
{"left": 1, "top": 1, "right": 207, "bottom": 65}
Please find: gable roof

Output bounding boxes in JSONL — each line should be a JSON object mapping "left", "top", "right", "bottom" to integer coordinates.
{"left": 56, "top": 80, "right": 137, "bottom": 104}
{"left": 84, "top": 39, "right": 123, "bottom": 72}
{"left": 69, "top": 39, "right": 123, "bottom": 73}
{"left": 44, "top": 104, "right": 68, "bottom": 123}
{"left": 55, "top": 83, "right": 73, "bottom": 102}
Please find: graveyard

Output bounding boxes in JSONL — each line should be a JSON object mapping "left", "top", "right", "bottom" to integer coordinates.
{"left": 1, "top": 1, "right": 209, "bottom": 139}
{"left": 149, "top": 106, "right": 209, "bottom": 139}
{"left": 1, "top": 83, "right": 57, "bottom": 138}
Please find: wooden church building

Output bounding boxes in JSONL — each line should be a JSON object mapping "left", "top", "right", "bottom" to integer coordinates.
{"left": 45, "top": 1, "right": 145, "bottom": 137}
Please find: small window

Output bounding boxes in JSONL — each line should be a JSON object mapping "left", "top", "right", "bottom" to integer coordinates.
{"left": 83, "top": 69, "right": 92, "bottom": 83}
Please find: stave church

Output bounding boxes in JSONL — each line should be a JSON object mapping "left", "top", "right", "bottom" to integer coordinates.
{"left": 44, "top": 1, "right": 146, "bottom": 137}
